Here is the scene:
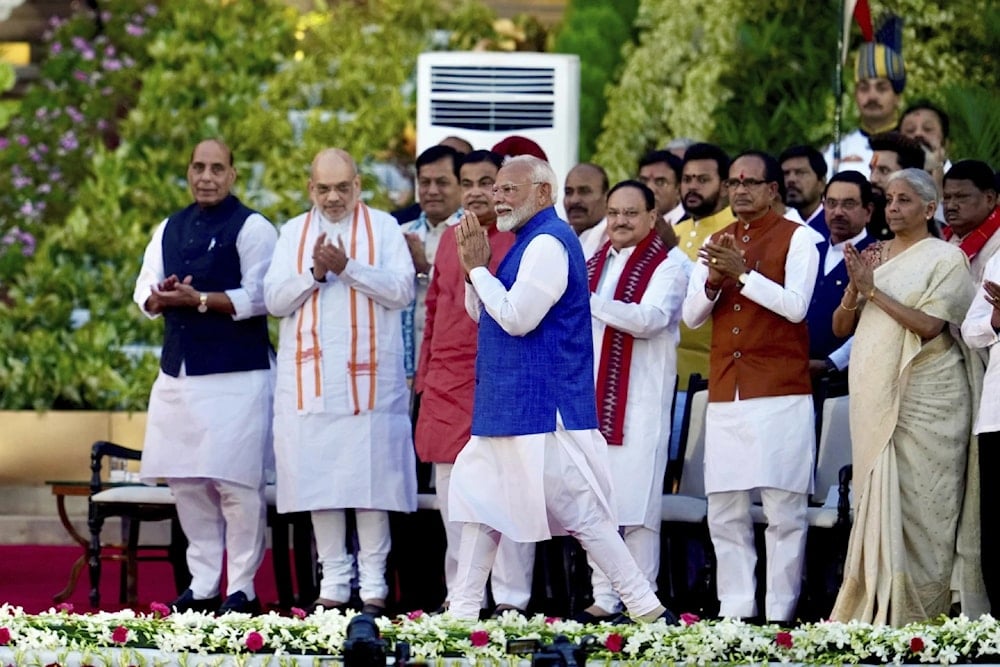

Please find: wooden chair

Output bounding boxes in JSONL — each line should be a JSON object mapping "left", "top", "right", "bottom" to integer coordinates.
{"left": 87, "top": 441, "right": 189, "bottom": 607}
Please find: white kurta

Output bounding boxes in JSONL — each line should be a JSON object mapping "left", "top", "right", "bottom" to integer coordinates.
{"left": 134, "top": 213, "right": 277, "bottom": 488}
{"left": 962, "top": 252, "right": 1000, "bottom": 434}
{"left": 448, "top": 235, "right": 617, "bottom": 543}
{"left": 264, "top": 207, "right": 417, "bottom": 514}
{"left": 590, "top": 247, "right": 688, "bottom": 528}
{"left": 578, "top": 218, "right": 609, "bottom": 261}
{"left": 823, "top": 128, "right": 873, "bottom": 179}
{"left": 682, "top": 224, "right": 819, "bottom": 494}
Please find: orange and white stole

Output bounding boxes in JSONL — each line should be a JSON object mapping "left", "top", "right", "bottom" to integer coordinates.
{"left": 294, "top": 203, "right": 379, "bottom": 415}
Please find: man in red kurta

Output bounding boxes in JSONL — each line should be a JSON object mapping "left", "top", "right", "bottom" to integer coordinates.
{"left": 414, "top": 150, "right": 535, "bottom": 614}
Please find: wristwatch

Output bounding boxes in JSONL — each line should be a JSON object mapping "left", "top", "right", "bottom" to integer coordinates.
{"left": 737, "top": 272, "right": 749, "bottom": 287}
{"left": 197, "top": 293, "right": 208, "bottom": 313}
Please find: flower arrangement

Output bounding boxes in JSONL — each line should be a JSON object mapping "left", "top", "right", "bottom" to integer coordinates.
{"left": 4, "top": 604, "right": 1000, "bottom": 665}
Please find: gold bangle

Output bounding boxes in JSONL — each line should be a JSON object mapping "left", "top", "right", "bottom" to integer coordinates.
{"left": 839, "top": 301, "right": 858, "bottom": 312}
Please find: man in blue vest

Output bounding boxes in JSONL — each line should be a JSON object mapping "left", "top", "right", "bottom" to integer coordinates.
{"left": 446, "top": 155, "right": 676, "bottom": 624}
{"left": 134, "top": 139, "right": 277, "bottom": 615}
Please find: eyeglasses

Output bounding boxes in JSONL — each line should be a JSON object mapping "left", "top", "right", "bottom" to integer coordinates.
{"left": 492, "top": 182, "right": 542, "bottom": 196}
{"left": 723, "top": 178, "right": 769, "bottom": 190}
{"left": 607, "top": 209, "right": 644, "bottom": 220}
{"left": 824, "top": 198, "right": 863, "bottom": 211}
{"left": 314, "top": 182, "right": 355, "bottom": 196}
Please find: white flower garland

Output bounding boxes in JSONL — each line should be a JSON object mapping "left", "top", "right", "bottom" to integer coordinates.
{"left": 4, "top": 604, "right": 1000, "bottom": 665}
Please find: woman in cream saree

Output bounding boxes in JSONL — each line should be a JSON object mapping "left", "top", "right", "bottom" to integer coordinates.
{"left": 830, "top": 169, "right": 984, "bottom": 625}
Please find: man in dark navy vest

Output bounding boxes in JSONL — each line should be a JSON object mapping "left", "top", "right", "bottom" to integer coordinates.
{"left": 807, "top": 171, "right": 875, "bottom": 388}
{"left": 445, "top": 155, "right": 676, "bottom": 624}
{"left": 133, "top": 139, "right": 277, "bottom": 615}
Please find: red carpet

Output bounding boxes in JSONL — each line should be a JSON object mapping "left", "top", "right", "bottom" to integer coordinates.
{"left": 0, "top": 545, "right": 280, "bottom": 614}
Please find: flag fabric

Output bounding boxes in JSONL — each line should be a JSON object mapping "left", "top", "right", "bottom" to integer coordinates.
{"left": 842, "top": 0, "right": 874, "bottom": 63}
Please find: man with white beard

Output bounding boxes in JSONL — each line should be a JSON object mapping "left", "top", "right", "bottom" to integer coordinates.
{"left": 265, "top": 148, "right": 417, "bottom": 615}
{"left": 446, "top": 155, "right": 677, "bottom": 624}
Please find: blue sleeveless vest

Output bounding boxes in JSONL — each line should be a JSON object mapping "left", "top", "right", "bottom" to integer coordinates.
{"left": 471, "top": 207, "right": 598, "bottom": 436}
{"left": 160, "top": 195, "right": 271, "bottom": 377}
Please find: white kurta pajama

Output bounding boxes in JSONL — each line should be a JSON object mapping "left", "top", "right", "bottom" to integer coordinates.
{"left": 134, "top": 213, "right": 277, "bottom": 601}
{"left": 682, "top": 224, "right": 819, "bottom": 621}
{"left": 264, "top": 205, "right": 417, "bottom": 602}
{"left": 586, "top": 245, "right": 688, "bottom": 612}
{"left": 448, "top": 235, "right": 663, "bottom": 621}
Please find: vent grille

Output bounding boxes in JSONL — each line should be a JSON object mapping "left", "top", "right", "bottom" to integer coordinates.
{"left": 430, "top": 65, "right": 556, "bottom": 95}
{"left": 430, "top": 100, "right": 553, "bottom": 131}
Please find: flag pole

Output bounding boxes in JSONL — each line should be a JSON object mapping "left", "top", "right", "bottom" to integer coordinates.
{"left": 833, "top": 0, "right": 846, "bottom": 169}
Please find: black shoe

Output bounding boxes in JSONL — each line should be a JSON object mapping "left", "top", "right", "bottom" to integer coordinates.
{"left": 171, "top": 589, "right": 221, "bottom": 614}
{"left": 573, "top": 609, "right": 618, "bottom": 624}
{"left": 658, "top": 607, "right": 679, "bottom": 624}
{"left": 219, "top": 591, "right": 262, "bottom": 615}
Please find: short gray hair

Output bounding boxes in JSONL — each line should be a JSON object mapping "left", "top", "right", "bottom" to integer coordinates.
{"left": 886, "top": 168, "right": 938, "bottom": 206}
{"left": 503, "top": 155, "right": 558, "bottom": 206}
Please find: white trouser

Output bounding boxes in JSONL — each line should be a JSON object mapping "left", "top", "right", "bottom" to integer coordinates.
{"left": 436, "top": 463, "right": 535, "bottom": 609}
{"left": 588, "top": 524, "right": 660, "bottom": 613}
{"left": 311, "top": 508, "right": 390, "bottom": 602}
{"left": 707, "top": 488, "right": 808, "bottom": 621}
{"left": 449, "top": 432, "right": 661, "bottom": 620}
{"left": 168, "top": 477, "right": 267, "bottom": 600}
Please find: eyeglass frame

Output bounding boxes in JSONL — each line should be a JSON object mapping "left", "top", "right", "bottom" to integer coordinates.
{"left": 823, "top": 197, "right": 864, "bottom": 212}
{"left": 722, "top": 177, "right": 771, "bottom": 191}
{"left": 492, "top": 181, "right": 543, "bottom": 196}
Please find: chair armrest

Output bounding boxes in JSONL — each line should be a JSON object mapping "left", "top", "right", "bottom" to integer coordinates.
{"left": 89, "top": 441, "right": 142, "bottom": 496}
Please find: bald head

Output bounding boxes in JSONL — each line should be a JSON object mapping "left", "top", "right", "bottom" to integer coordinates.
{"left": 309, "top": 148, "right": 361, "bottom": 222}
{"left": 564, "top": 162, "right": 609, "bottom": 234}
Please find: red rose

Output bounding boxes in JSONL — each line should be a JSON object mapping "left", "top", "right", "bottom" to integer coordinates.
{"left": 0, "top": 627, "right": 10, "bottom": 645}
{"left": 545, "top": 616, "right": 559, "bottom": 624}
{"left": 469, "top": 630, "right": 490, "bottom": 647}
{"left": 775, "top": 631, "right": 793, "bottom": 649}
{"left": 111, "top": 626, "right": 129, "bottom": 644}
{"left": 910, "top": 637, "right": 925, "bottom": 653}
{"left": 55, "top": 603, "right": 73, "bottom": 613}
{"left": 604, "top": 633, "right": 624, "bottom": 653}
{"left": 149, "top": 602, "right": 170, "bottom": 618}
{"left": 680, "top": 612, "right": 700, "bottom": 626}
{"left": 291, "top": 607, "right": 307, "bottom": 620}
{"left": 406, "top": 610, "right": 423, "bottom": 620}
{"left": 245, "top": 631, "right": 265, "bottom": 652}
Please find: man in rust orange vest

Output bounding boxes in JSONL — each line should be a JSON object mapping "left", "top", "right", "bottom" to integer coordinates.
{"left": 681, "top": 150, "right": 819, "bottom": 623}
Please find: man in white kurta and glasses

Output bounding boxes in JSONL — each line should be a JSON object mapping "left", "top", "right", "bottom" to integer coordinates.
{"left": 447, "top": 155, "right": 677, "bottom": 624}
{"left": 265, "top": 148, "right": 417, "bottom": 616}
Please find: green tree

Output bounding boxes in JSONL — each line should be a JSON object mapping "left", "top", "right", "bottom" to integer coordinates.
{"left": 554, "top": 0, "right": 640, "bottom": 162}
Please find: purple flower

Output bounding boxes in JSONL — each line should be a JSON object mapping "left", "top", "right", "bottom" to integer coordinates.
{"left": 59, "top": 131, "right": 78, "bottom": 151}
{"left": 37, "top": 143, "right": 49, "bottom": 154}
{"left": 35, "top": 108, "right": 47, "bottom": 120}
{"left": 125, "top": 24, "right": 145, "bottom": 36}
{"left": 145, "top": 4, "right": 158, "bottom": 16}
{"left": 73, "top": 70, "right": 89, "bottom": 83}
{"left": 27, "top": 149, "right": 41, "bottom": 163}
{"left": 37, "top": 184, "right": 51, "bottom": 194}
{"left": 13, "top": 175, "right": 32, "bottom": 187}
{"left": 15, "top": 135, "right": 28, "bottom": 147}
{"left": 19, "top": 201, "right": 36, "bottom": 216}
{"left": 81, "top": 49, "right": 95, "bottom": 61}
{"left": 104, "top": 58, "right": 122, "bottom": 71}
{"left": 96, "top": 119, "right": 108, "bottom": 131}
{"left": 66, "top": 107, "right": 84, "bottom": 124}
{"left": 71, "top": 36, "right": 89, "bottom": 50}
{"left": 104, "top": 45, "right": 116, "bottom": 57}
{"left": 0, "top": 137, "right": 8, "bottom": 150}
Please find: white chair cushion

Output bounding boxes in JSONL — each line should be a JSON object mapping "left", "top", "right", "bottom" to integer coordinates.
{"left": 661, "top": 494, "right": 708, "bottom": 523}
{"left": 92, "top": 486, "right": 175, "bottom": 504}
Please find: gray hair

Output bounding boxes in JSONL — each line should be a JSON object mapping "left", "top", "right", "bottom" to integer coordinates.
{"left": 886, "top": 168, "right": 938, "bottom": 206}
{"left": 503, "top": 155, "right": 558, "bottom": 206}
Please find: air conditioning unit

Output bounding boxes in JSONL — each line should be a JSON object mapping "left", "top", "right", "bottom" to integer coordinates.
{"left": 416, "top": 51, "right": 580, "bottom": 192}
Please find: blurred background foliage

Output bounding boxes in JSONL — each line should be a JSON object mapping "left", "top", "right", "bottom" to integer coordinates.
{"left": 0, "top": 0, "right": 994, "bottom": 409}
